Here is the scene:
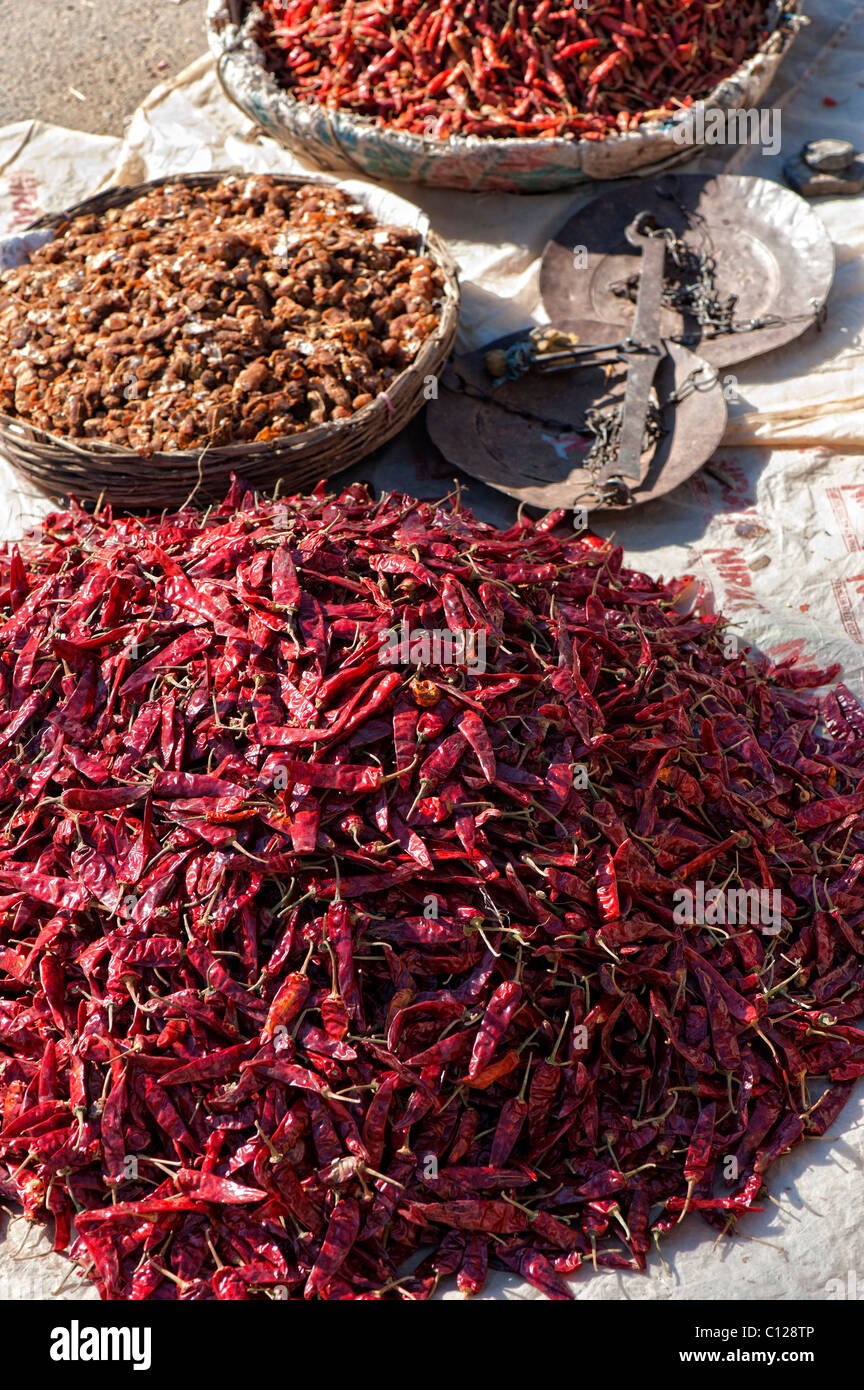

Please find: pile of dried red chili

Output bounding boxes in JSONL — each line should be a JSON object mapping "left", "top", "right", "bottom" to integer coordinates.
{"left": 1, "top": 479, "right": 864, "bottom": 1301}
{"left": 253, "top": 0, "right": 774, "bottom": 140}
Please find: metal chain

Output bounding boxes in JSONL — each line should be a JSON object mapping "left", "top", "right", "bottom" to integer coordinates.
{"left": 611, "top": 224, "right": 746, "bottom": 337}
{"left": 668, "top": 364, "right": 720, "bottom": 403}
{"left": 582, "top": 389, "right": 665, "bottom": 483}
{"left": 609, "top": 202, "right": 821, "bottom": 342}
{"left": 574, "top": 364, "right": 719, "bottom": 505}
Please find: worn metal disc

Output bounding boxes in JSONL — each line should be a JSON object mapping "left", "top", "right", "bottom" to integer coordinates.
{"left": 426, "top": 320, "right": 728, "bottom": 512}
{"left": 539, "top": 174, "right": 835, "bottom": 368}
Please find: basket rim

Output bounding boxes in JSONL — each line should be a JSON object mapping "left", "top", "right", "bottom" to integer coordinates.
{"left": 0, "top": 169, "right": 460, "bottom": 468}
{"left": 208, "top": 0, "right": 804, "bottom": 156}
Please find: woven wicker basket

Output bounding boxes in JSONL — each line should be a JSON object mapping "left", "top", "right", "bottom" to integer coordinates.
{"left": 208, "top": 0, "right": 804, "bottom": 194}
{"left": 0, "top": 172, "right": 460, "bottom": 510}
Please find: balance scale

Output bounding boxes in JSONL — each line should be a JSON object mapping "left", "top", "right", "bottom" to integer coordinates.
{"left": 428, "top": 174, "right": 835, "bottom": 512}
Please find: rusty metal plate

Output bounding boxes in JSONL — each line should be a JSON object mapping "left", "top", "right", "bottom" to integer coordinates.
{"left": 539, "top": 174, "right": 835, "bottom": 368}
{"left": 426, "top": 320, "right": 728, "bottom": 512}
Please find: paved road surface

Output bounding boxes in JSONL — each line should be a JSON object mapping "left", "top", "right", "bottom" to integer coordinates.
{"left": 0, "top": 0, "right": 209, "bottom": 136}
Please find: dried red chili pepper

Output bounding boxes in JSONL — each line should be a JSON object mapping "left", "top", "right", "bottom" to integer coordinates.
{"left": 0, "top": 477, "right": 862, "bottom": 1304}
{"left": 468, "top": 982, "right": 523, "bottom": 1079}
{"left": 254, "top": 0, "right": 773, "bottom": 141}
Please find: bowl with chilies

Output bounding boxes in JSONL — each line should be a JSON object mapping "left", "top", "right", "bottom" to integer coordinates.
{"left": 208, "top": 0, "right": 804, "bottom": 193}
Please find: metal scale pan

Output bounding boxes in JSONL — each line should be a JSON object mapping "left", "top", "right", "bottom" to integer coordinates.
{"left": 428, "top": 319, "right": 728, "bottom": 513}
{"left": 539, "top": 173, "right": 835, "bottom": 369}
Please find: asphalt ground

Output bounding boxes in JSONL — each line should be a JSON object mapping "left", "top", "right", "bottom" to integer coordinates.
{"left": 0, "top": 0, "right": 210, "bottom": 136}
